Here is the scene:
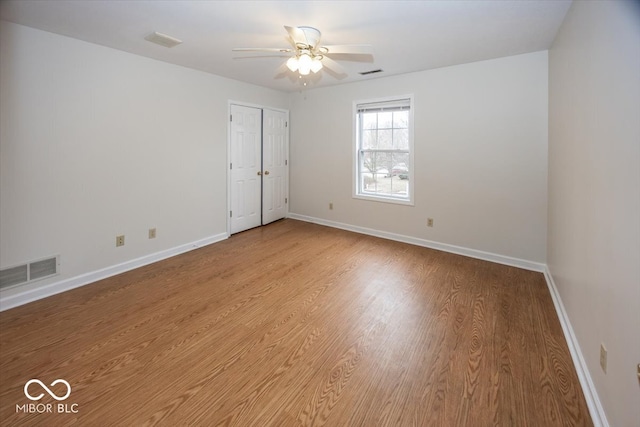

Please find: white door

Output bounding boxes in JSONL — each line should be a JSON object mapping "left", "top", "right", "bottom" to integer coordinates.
{"left": 262, "top": 109, "right": 288, "bottom": 225}
{"left": 230, "top": 105, "right": 262, "bottom": 234}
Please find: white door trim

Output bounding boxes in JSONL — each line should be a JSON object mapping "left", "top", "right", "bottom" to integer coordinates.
{"left": 262, "top": 108, "right": 289, "bottom": 225}
{"left": 227, "top": 100, "right": 289, "bottom": 236}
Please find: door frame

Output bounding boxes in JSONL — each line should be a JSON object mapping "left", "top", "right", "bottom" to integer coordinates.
{"left": 227, "top": 100, "right": 289, "bottom": 236}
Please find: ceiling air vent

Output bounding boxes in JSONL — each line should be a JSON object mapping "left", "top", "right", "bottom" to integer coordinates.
{"left": 0, "top": 255, "right": 59, "bottom": 290}
{"left": 359, "top": 69, "right": 383, "bottom": 76}
{"left": 144, "top": 32, "right": 183, "bottom": 48}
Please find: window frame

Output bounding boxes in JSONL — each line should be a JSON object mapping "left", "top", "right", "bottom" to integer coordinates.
{"left": 352, "top": 94, "right": 415, "bottom": 205}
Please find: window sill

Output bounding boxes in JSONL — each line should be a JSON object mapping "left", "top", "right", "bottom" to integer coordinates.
{"left": 353, "top": 193, "right": 414, "bottom": 206}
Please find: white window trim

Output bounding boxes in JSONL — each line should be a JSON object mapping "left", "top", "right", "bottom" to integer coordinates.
{"left": 352, "top": 94, "right": 415, "bottom": 206}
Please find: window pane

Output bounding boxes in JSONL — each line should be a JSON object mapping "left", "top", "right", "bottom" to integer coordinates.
{"left": 376, "top": 152, "right": 390, "bottom": 174}
{"left": 361, "top": 151, "right": 377, "bottom": 175}
{"left": 371, "top": 151, "right": 388, "bottom": 174}
{"left": 363, "top": 173, "right": 397, "bottom": 196}
{"left": 390, "top": 174, "right": 409, "bottom": 196}
{"left": 361, "top": 173, "right": 377, "bottom": 193}
{"left": 393, "top": 128, "right": 409, "bottom": 149}
{"left": 391, "top": 152, "right": 409, "bottom": 177}
{"left": 373, "top": 172, "right": 387, "bottom": 183}
{"left": 360, "top": 150, "right": 375, "bottom": 193}
{"left": 362, "top": 113, "right": 377, "bottom": 130}
{"left": 378, "top": 112, "right": 392, "bottom": 129}
{"left": 377, "top": 152, "right": 393, "bottom": 177}
{"left": 393, "top": 111, "right": 408, "bottom": 129}
{"left": 378, "top": 129, "right": 392, "bottom": 149}
{"left": 361, "top": 171, "right": 410, "bottom": 197}
{"left": 362, "top": 130, "right": 377, "bottom": 149}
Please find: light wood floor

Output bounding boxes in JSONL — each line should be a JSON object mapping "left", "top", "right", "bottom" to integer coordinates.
{"left": 0, "top": 219, "right": 592, "bottom": 426}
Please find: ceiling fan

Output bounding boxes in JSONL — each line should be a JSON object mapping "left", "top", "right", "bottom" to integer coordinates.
{"left": 232, "top": 26, "right": 373, "bottom": 77}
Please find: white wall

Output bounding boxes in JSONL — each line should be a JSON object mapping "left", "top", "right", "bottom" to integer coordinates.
{"left": 548, "top": 1, "right": 640, "bottom": 426}
{"left": 289, "top": 51, "right": 548, "bottom": 263}
{"left": 3, "top": 7, "right": 637, "bottom": 423}
{"left": 0, "top": 22, "right": 288, "bottom": 302}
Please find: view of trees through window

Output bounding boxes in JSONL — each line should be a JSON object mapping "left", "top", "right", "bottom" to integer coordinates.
{"left": 356, "top": 101, "right": 411, "bottom": 201}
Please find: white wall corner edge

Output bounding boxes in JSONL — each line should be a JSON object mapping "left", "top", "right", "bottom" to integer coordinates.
{"left": 287, "top": 213, "right": 546, "bottom": 272}
{"left": 542, "top": 266, "right": 609, "bottom": 427}
{"left": 0, "top": 232, "right": 229, "bottom": 312}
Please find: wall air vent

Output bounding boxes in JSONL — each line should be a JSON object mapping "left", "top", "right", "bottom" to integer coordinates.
{"left": 359, "top": 69, "right": 383, "bottom": 75}
{"left": 144, "top": 32, "right": 183, "bottom": 48}
{"left": 0, "top": 255, "right": 59, "bottom": 290}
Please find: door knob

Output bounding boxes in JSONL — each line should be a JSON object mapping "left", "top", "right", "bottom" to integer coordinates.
{"left": 257, "top": 171, "right": 262, "bottom": 176}
{"left": 264, "top": 170, "right": 270, "bottom": 175}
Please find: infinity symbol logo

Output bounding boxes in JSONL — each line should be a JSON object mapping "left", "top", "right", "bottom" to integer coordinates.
{"left": 24, "top": 379, "right": 71, "bottom": 401}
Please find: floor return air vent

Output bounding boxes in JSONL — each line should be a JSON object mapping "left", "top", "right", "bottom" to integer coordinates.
{"left": 0, "top": 256, "right": 59, "bottom": 290}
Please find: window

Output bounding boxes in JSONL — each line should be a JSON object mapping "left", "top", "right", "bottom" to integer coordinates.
{"left": 354, "top": 96, "right": 414, "bottom": 204}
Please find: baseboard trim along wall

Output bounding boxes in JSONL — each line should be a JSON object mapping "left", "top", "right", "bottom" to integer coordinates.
{"left": 287, "top": 213, "right": 546, "bottom": 272}
{"left": 0, "top": 232, "right": 229, "bottom": 312}
{"left": 543, "top": 266, "right": 609, "bottom": 427}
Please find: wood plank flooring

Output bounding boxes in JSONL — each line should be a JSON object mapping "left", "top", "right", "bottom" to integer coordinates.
{"left": 0, "top": 219, "right": 592, "bottom": 426}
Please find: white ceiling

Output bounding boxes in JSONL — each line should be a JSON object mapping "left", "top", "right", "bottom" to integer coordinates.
{"left": 0, "top": 0, "right": 572, "bottom": 92}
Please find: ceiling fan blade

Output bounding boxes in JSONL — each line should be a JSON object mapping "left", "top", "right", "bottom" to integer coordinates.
{"left": 320, "top": 56, "right": 346, "bottom": 75}
{"left": 232, "top": 48, "right": 292, "bottom": 53}
{"left": 284, "top": 25, "right": 307, "bottom": 46}
{"left": 322, "top": 44, "right": 373, "bottom": 55}
{"left": 275, "top": 61, "right": 289, "bottom": 74}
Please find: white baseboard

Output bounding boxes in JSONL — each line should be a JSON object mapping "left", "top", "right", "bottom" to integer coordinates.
{"left": 287, "top": 213, "right": 546, "bottom": 272}
{"left": 0, "top": 233, "right": 228, "bottom": 312}
{"left": 543, "top": 266, "right": 609, "bottom": 427}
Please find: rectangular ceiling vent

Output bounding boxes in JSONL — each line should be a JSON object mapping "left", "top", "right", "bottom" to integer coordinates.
{"left": 0, "top": 255, "right": 59, "bottom": 290}
{"left": 144, "top": 32, "right": 183, "bottom": 48}
{"left": 359, "top": 69, "right": 383, "bottom": 76}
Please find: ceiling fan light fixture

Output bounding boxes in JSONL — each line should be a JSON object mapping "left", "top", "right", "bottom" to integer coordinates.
{"left": 310, "top": 57, "right": 323, "bottom": 73}
{"left": 233, "top": 26, "right": 373, "bottom": 81}
{"left": 298, "top": 53, "right": 312, "bottom": 75}
{"left": 286, "top": 56, "right": 299, "bottom": 72}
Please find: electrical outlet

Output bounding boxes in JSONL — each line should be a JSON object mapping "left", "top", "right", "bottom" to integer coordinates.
{"left": 116, "top": 235, "right": 125, "bottom": 247}
{"left": 427, "top": 218, "right": 434, "bottom": 227}
{"left": 149, "top": 228, "right": 156, "bottom": 239}
{"left": 329, "top": 202, "right": 334, "bottom": 210}
{"left": 600, "top": 343, "right": 607, "bottom": 373}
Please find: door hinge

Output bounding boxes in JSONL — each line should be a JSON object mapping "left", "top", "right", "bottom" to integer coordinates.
{"left": 285, "top": 159, "right": 288, "bottom": 166}
{"left": 285, "top": 198, "right": 288, "bottom": 204}
{"left": 230, "top": 162, "right": 233, "bottom": 170}
{"left": 285, "top": 121, "right": 288, "bottom": 128}
{"left": 230, "top": 210, "right": 232, "bottom": 217}
{"left": 230, "top": 114, "right": 232, "bottom": 122}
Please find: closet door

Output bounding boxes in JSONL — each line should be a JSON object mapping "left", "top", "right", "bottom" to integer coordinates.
{"left": 262, "top": 109, "right": 288, "bottom": 225}
{"left": 230, "top": 105, "right": 262, "bottom": 234}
